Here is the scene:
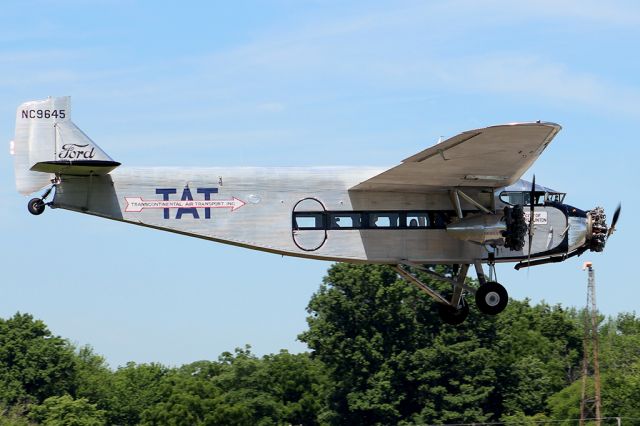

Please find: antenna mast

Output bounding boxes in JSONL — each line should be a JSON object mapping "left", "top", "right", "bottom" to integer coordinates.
{"left": 580, "top": 261, "right": 602, "bottom": 426}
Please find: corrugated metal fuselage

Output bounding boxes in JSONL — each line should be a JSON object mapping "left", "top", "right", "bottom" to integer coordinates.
{"left": 51, "top": 166, "right": 568, "bottom": 264}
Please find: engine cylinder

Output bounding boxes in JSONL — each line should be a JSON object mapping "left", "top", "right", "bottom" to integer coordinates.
{"left": 586, "top": 207, "right": 608, "bottom": 252}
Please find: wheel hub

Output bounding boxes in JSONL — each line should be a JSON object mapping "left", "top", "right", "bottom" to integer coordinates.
{"left": 485, "top": 292, "right": 500, "bottom": 307}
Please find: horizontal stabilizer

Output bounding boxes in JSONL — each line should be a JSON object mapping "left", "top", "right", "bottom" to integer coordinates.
{"left": 30, "top": 160, "right": 121, "bottom": 176}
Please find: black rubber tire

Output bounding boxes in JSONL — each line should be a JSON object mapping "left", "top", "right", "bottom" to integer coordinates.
{"left": 475, "top": 281, "right": 508, "bottom": 315}
{"left": 438, "top": 298, "right": 469, "bottom": 325}
{"left": 27, "top": 198, "right": 45, "bottom": 216}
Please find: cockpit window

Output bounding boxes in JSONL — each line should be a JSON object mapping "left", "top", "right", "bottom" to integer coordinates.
{"left": 545, "top": 192, "right": 565, "bottom": 203}
{"left": 501, "top": 192, "right": 525, "bottom": 206}
{"left": 499, "top": 191, "right": 565, "bottom": 206}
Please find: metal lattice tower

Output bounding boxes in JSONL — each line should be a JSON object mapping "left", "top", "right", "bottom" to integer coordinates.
{"left": 580, "top": 261, "right": 602, "bottom": 426}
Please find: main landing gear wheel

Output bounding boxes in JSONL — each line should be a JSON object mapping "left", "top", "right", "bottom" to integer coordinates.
{"left": 475, "top": 282, "right": 508, "bottom": 315}
{"left": 27, "top": 198, "right": 46, "bottom": 216}
{"left": 438, "top": 298, "right": 469, "bottom": 325}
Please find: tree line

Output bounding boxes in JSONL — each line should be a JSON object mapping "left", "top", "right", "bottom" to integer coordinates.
{"left": 1, "top": 264, "right": 639, "bottom": 425}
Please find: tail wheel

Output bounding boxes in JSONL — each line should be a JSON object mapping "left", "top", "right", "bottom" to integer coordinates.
{"left": 475, "top": 281, "right": 508, "bottom": 315}
{"left": 438, "top": 298, "right": 469, "bottom": 325}
{"left": 28, "top": 198, "right": 45, "bottom": 216}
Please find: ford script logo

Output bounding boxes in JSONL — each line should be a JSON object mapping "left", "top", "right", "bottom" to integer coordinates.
{"left": 58, "top": 143, "right": 96, "bottom": 160}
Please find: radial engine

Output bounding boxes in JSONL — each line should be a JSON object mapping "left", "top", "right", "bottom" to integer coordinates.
{"left": 446, "top": 206, "right": 528, "bottom": 250}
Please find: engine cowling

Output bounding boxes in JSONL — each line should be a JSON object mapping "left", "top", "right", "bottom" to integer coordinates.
{"left": 446, "top": 214, "right": 506, "bottom": 246}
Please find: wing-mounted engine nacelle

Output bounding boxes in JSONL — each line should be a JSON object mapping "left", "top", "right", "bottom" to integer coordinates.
{"left": 446, "top": 206, "right": 527, "bottom": 250}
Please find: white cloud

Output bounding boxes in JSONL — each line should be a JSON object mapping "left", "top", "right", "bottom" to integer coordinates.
{"left": 5, "top": 1, "right": 640, "bottom": 120}
{"left": 182, "top": 5, "right": 640, "bottom": 117}
{"left": 431, "top": 53, "right": 640, "bottom": 116}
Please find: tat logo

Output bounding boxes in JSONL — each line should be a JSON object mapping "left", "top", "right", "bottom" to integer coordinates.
{"left": 58, "top": 143, "right": 96, "bottom": 160}
{"left": 124, "top": 187, "right": 246, "bottom": 219}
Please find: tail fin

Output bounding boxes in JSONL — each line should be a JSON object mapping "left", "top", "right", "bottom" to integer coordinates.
{"left": 12, "top": 96, "right": 120, "bottom": 195}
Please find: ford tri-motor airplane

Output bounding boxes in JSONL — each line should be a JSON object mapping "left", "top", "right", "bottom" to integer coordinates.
{"left": 12, "top": 97, "right": 621, "bottom": 324}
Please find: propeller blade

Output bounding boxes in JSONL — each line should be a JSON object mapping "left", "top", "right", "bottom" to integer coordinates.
{"left": 527, "top": 175, "right": 536, "bottom": 266}
{"left": 606, "top": 203, "right": 621, "bottom": 239}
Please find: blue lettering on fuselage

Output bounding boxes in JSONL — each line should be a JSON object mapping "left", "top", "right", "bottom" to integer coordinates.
{"left": 197, "top": 187, "right": 219, "bottom": 219}
{"left": 176, "top": 187, "right": 198, "bottom": 219}
{"left": 155, "top": 187, "right": 219, "bottom": 219}
{"left": 155, "top": 188, "right": 177, "bottom": 219}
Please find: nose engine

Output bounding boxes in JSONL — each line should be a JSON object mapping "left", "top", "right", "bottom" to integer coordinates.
{"left": 580, "top": 204, "right": 621, "bottom": 253}
{"left": 586, "top": 207, "right": 609, "bottom": 252}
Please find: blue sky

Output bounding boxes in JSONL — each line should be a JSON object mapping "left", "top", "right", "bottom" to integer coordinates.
{"left": 1, "top": 1, "right": 638, "bottom": 368}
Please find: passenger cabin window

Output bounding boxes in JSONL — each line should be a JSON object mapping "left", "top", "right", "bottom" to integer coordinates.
{"left": 369, "top": 213, "right": 400, "bottom": 228}
{"left": 328, "top": 213, "right": 362, "bottom": 229}
{"left": 293, "top": 213, "right": 324, "bottom": 230}
{"left": 292, "top": 210, "right": 454, "bottom": 230}
{"left": 407, "top": 212, "right": 429, "bottom": 228}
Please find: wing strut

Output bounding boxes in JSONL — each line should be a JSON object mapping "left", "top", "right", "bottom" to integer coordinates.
{"left": 456, "top": 189, "right": 492, "bottom": 214}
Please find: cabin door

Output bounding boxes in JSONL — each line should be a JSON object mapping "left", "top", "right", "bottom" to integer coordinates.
{"left": 292, "top": 198, "right": 327, "bottom": 251}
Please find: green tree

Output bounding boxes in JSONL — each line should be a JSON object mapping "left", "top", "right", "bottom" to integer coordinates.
{"left": 140, "top": 366, "right": 220, "bottom": 426}
{"left": 258, "top": 350, "right": 328, "bottom": 425}
{"left": 547, "top": 380, "right": 583, "bottom": 423}
{"left": 29, "top": 395, "right": 105, "bottom": 426}
{"left": 0, "top": 403, "right": 31, "bottom": 426}
{"left": 107, "top": 362, "right": 169, "bottom": 425}
{"left": 493, "top": 300, "right": 582, "bottom": 417}
{"left": 204, "top": 347, "right": 327, "bottom": 426}
{"left": 300, "top": 264, "right": 497, "bottom": 424}
{"left": 300, "top": 263, "right": 583, "bottom": 424}
{"left": 72, "top": 346, "right": 114, "bottom": 413}
{"left": 548, "top": 312, "right": 640, "bottom": 421}
{"left": 0, "top": 313, "right": 77, "bottom": 405}
{"left": 207, "top": 347, "right": 283, "bottom": 426}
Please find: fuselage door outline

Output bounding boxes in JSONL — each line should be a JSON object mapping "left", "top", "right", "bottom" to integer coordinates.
{"left": 292, "top": 197, "right": 327, "bottom": 252}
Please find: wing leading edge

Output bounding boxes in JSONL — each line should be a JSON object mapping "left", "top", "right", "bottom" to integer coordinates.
{"left": 351, "top": 122, "right": 561, "bottom": 192}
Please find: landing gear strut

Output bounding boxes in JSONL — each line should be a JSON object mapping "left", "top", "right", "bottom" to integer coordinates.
{"left": 394, "top": 260, "right": 510, "bottom": 324}
{"left": 394, "top": 264, "right": 475, "bottom": 325}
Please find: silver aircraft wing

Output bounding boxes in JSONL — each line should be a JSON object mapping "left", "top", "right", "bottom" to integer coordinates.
{"left": 351, "top": 122, "right": 561, "bottom": 192}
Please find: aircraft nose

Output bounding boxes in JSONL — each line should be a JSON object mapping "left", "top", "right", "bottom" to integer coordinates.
{"left": 587, "top": 204, "right": 622, "bottom": 252}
